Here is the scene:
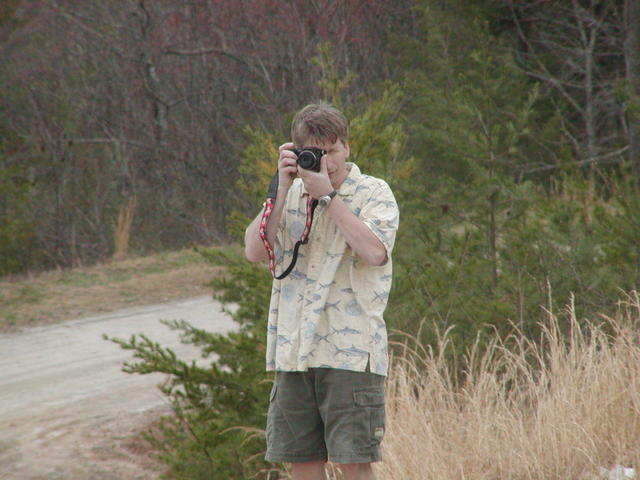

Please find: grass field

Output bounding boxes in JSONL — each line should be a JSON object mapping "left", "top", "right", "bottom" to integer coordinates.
{"left": 375, "top": 292, "right": 640, "bottom": 480}
{"left": 6, "top": 248, "right": 639, "bottom": 480}
{"left": 0, "top": 248, "right": 219, "bottom": 332}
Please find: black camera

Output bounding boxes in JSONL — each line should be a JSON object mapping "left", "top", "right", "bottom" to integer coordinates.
{"left": 291, "top": 147, "right": 326, "bottom": 172}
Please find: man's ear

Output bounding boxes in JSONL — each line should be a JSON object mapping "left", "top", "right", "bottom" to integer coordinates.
{"left": 343, "top": 140, "right": 350, "bottom": 158}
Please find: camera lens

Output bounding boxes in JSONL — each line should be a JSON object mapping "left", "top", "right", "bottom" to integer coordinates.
{"left": 297, "top": 150, "right": 318, "bottom": 171}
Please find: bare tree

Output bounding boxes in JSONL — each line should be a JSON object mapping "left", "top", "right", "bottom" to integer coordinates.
{"left": 1, "top": 0, "right": 410, "bottom": 269}
{"left": 506, "top": 0, "right": 626, "bottom": 176}
{"left": 625, "top": 0, "right": 640, "bottom": 181}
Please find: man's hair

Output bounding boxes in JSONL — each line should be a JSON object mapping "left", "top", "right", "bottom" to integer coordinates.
{"left": 291, "top": 102, "right": 349, "bottom": 147}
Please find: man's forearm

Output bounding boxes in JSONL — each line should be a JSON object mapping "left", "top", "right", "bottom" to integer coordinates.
{"left": 326, "top": 197, "right": 387, "bottom": 266}
{"left": 244, "top": 187, "right": 289, "bottom": 263}
{"left": 244, "top": 213, "right": 267, "bottom": 262}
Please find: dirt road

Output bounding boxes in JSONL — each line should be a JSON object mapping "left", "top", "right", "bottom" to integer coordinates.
{"left": 0, "top": 296, "right": 236, "bottom": 480}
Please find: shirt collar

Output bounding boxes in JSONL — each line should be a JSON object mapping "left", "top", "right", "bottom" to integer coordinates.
{"left": 336, "top": 163, "right": 361, "bottom": 197}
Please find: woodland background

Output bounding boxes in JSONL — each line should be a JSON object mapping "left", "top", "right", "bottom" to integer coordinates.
{"left": 3, "top": 0, "right": 640, "bottom": 478}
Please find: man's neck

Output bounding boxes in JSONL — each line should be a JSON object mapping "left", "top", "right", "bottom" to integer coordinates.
{"left": 332, "top": 163, "right": 352, "bottom": 190}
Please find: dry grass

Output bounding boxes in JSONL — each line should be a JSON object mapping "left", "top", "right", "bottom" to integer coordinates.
{"left": 376, "top": 292, "right": 640, "bottom": 480}
{"left": 0, "top": 248, "right": 220, "bottom": 332}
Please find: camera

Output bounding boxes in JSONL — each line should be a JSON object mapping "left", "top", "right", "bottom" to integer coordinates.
{"left": 290, "top": 147, "right": 326, "bottom": 172}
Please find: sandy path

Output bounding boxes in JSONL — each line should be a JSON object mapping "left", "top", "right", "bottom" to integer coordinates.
{"left": 0, "top": 296, "right": 236, "bottom": 480}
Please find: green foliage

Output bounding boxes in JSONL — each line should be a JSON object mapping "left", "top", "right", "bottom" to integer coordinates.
{"left": 592, "top": 175, "right": 640, "bottom": 292}
{"left": 0, "top": 162, "right": 36, "bottom": 275}
{"left": 237, "top": 128, "right": 282, "bottom": 208}
{"left": 106, "top": 3, "right": 640, "bottom": 476}
{"left": 107, "top": 65, "right": 415, "bottom": 478}
{"left": 385, "top": 0, "right": 640, "bottom": 357}
{"left": 106, "top": 246, "right": 277, "bottom": 479}
{"left": 233, "top": 78, "right": 413, "bottom": 232}
{"left": 349, "top": 85, "right": 414, "bottom": 180}
{"left": 312, "top": 43, "right": 357, "bottom": 107}
{"left": 386, "top": 4, "right": 553, "bottom": 350}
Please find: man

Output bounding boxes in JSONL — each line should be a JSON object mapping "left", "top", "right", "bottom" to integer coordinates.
{"left": 244, "top": 102, "right": 399, "bottom": 480}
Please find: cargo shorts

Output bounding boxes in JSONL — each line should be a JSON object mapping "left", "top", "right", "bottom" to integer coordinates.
{"left": 265, "top": 367, "right": 386, "bottom": 464}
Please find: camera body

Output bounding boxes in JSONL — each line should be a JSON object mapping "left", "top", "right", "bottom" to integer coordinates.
{"left": 290, "top": 147, "right": 326, "bottom": 172}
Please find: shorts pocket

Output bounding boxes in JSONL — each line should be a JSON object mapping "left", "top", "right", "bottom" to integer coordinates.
{"left": 353, "top": 386, "right": 386, "bottom": 446}
{"left": 353, "top": 387, "right": 384, "bottom": 407}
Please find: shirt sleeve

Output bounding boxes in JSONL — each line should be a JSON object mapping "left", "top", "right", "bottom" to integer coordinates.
{"left": 359, "top": 180, "right": 400, "bottom": 259}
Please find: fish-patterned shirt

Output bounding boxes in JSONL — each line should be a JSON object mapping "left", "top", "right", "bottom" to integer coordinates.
{"left": 266, "top": 163, "right": 399, "bottom": 376}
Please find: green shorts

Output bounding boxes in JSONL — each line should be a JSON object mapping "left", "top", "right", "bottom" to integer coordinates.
{"left": 265, "top": 367, "right": 386, "bottom": 464}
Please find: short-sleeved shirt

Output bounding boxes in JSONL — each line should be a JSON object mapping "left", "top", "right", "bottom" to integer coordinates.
{"left": 265, "top": 163, "right": 399, "bottom": 376}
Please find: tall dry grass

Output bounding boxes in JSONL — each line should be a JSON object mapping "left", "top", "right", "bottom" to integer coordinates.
{"left": 375, "top": 292, "right": 640, "bottom": 480}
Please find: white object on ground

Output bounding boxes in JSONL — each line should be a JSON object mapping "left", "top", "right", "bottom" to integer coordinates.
{"left": 599, "top": 466, "right": 636, "bottom": 480}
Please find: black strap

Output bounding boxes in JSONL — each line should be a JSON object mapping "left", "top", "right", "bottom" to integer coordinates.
{"left": 260, "top": 171, "right": 318, "bottom": 280}
{"left": 274, "top": 199, "right": 317, "bottom": 280}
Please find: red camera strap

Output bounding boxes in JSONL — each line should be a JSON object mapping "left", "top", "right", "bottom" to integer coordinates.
{"left": 259, "top": 194, "right": 317, "bottom": 279}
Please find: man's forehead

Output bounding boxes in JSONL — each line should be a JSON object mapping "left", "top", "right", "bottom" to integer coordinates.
{"left": 300, "top": 137, "right": 344, "bottom": 149}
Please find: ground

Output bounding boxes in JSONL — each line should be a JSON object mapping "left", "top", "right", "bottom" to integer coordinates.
{"left": 0, "top": 249, "right": 219, "bottom": 333}
{"left": 0, "top": 250, "right": 236, "bottom": 480}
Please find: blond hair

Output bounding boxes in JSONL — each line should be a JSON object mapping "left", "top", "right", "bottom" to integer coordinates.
{"left": 291, "top": 102, "right": 349, "bottom": 147}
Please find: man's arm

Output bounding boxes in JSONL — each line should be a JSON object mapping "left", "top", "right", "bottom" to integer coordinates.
{"left": 325, "top": 197, "right": 388, "bottom": 266}
{"left": 298, "top": 159, "right": 392, "bottom": 267}
{"left": 244, "top": 187, "right": 288, "bottom": 262}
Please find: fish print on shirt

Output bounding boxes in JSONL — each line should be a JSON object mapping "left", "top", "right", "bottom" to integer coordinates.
{"left": 282, "top": 247, "right": 305, "bottom": 258}
{"left": 265, "top": 163, "right": 398, "bottom": 376}
{"left": 282, "top": 284, "right": 296, "bottom": 302}
{"left": 303, "top": 293, "right": 322, "bottom": 307}
{"left": 334, "top": 345, "right": 369, "bottom": 358}
{"left": 312, "top": 333, "right": 331, "bottom": 344}
{"left": 288, "top": 221, "right": 305, "bottom": 239}
{"left": 373, "top": 199, "right": 397, "bottom": 208}
{"left": 370, "top": 331, "right": 383, "bottom": 344}
{"left": 312, "top": 300, "right": 341, "bottom": 314}
{"left": 345, "top": 299, "right": 364, "bottom": 316}
{"left": 332, "top": 326, "right": 361, "bottom": 336}
{"left": 298, "top": 352, "right": 315, "bottom": 362}
{"left": 286, "top": 208, "right": 307, "bottom": 219}
{"left": 373, "top": 290, "right": 390, "bottom": 303}
{"left": 289, "top": 270, "right": 307, "bottom": 281}
{"left": 301, "top": 321, "right": 317, "bottom": 339}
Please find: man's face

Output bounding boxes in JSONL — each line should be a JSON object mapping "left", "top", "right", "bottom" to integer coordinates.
{"left": 301, "top": 137, "right": 350, "bottom": 187}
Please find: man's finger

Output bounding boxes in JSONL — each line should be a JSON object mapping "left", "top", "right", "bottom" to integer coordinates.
{"left": 320, "top": 155, "right": 328, "bottom": 173}
{"left": 279, "top": 142, "right": 295, "bottom": 153}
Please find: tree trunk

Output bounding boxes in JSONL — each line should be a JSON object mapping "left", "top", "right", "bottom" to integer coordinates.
{"left": 113, "top": 195, "right": 136, "bottom": 261}
{"left": 626, "top": 0, "right": 640, "bottom": 182}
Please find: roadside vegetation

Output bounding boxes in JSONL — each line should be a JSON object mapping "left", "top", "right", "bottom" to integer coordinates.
{"left": 380, "top": 292, "right": 640, "bottom": 480}
{"left": 2, "top": 0, "right": 640, "bottom": 479}
{"left": 0, "top": 249, "right": 216, "bottom": 332}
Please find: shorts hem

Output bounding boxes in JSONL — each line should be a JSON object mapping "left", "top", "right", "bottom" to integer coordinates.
{"left": 265, "top": 451, "right": 328, "bottom": 464}
{"left": 328, "top": 451, "right": 382, "bottom": 464}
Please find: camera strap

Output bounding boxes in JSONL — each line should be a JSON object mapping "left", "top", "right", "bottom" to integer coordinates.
{"left": 259, "top": 173, "right": 318, "bottom": 280}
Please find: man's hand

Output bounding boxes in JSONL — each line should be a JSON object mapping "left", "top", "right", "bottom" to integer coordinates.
{"left": 278, "top": 142, "right": 299, "bottom": 192}
{"left": 298, "top": 155, "right": 334, "bottom": 199}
